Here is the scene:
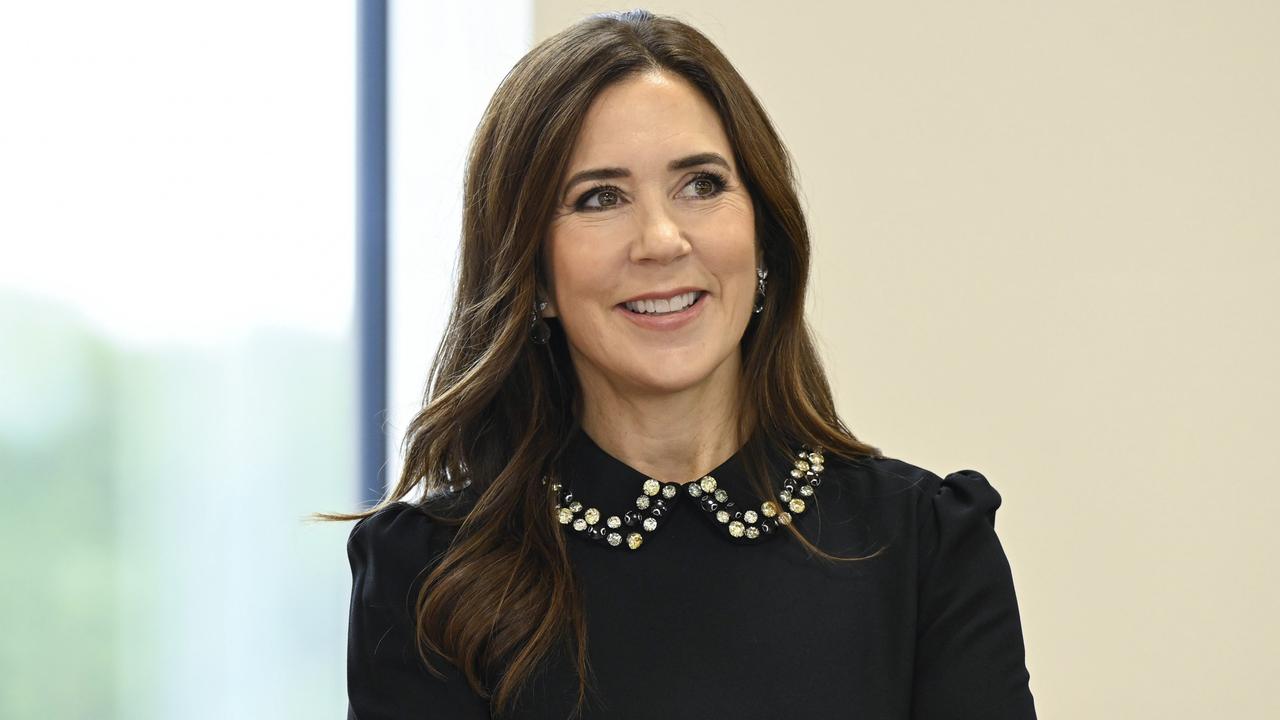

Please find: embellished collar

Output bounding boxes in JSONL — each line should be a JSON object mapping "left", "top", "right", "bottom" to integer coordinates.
{"left": 550, "top": 428, "right": 826, "bottom": 551}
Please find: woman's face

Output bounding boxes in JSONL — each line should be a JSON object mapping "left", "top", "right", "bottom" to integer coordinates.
{"left": 543, "top": 70, "right": 759, "bottom": 399}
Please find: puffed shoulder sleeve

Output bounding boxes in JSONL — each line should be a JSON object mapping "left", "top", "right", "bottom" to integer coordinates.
{"left": 346, "top": 502, "right": 491, "bottom": 719}
{"left": 910, "top": 469, "right": 1037, "bottom": 720}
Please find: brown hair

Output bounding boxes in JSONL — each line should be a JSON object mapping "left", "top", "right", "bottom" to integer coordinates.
{"left": 316, "top": 9, "right": 885, "bottom": 718}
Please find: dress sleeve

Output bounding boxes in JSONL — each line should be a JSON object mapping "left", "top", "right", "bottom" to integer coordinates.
{"left": 346, "top": 502, "right": 492, "bottom": 719}
{"left": 910, "top": 469, "right": 1038, "bottom": 720}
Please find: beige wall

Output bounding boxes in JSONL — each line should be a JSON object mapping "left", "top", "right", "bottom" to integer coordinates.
{"left": 535, "top": 3, "right": 1279, "bottom": 717}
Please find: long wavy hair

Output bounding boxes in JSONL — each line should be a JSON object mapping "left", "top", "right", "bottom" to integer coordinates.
{"left": 317, "top": 9, "right": 886, "bottom": 718}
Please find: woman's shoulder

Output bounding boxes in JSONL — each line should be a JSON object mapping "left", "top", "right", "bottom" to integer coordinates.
{"left": 347, "top": 501, "right": 434, "bottom": 546}
{"left": 822, "top": 451, "right": 1003, "bottom": 519}
{"left": 345, "top": 500, "right": 496, "bottom": 718}
{"left": 348, "top": 480, "right": 478, "bottom": 543}
{"left": 345, "top": 497, "right": 471, "bottom": 583}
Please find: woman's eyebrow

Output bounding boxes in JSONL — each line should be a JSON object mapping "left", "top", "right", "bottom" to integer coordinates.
{"left": 560, "top": 152, "right": 731, "bottom": 199}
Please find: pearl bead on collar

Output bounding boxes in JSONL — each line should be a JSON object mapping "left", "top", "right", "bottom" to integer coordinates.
{"left": 552, "top": 447, "right": 826, "bottom": 550}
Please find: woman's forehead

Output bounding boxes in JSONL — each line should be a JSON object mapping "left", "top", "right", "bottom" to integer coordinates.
{"left": 566, "top": 73, "right": 734, "bottom": 175}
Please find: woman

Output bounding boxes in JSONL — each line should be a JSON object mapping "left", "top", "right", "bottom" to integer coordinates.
{"left": 331, "top": 9, "right": 1037, "bottom": 719}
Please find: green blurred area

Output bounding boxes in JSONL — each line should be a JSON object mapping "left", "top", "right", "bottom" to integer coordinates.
{"left": 1, "top": 290, "right": 358, "bottom": 718}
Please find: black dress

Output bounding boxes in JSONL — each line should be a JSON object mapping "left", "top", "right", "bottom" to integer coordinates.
{"left": 346, "top": 428, "right": 1038, "bottom": 719}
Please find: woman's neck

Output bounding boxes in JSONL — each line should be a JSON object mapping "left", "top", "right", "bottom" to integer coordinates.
{"left": 576, "top": 353, "right": 746, "bottom": 485}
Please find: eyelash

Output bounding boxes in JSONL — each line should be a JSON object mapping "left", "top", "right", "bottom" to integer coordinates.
{"left": 573, "top": 170, "right": 729, "bottom": 212}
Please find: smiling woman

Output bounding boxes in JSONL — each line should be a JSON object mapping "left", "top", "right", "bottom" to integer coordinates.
{"left": 542, "top": 71, "right": 759, "bottom": 407}
{"left": 323, "top": 8, "right": 1037, "bottom": 720}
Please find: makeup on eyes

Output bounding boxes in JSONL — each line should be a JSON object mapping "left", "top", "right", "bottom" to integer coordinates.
{"left": 573, "top": 169, "right": 729, "bottom": 211}
{"left": 561, "top": 152, "right": 733, "bottom": 203}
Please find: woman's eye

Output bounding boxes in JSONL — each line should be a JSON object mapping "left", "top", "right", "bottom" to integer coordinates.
{"left": 681, "top": 171, "right": 728, "bottom": 199}
{"left": 579, "top": 187, "right": 621, "bottom": 210}
{"left": 574, "top": 172, "right": 728, "bottom": 212}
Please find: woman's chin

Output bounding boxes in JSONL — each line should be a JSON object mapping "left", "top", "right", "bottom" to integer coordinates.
{"left": 621, "top": 355, "right": 734, "bottom": 395}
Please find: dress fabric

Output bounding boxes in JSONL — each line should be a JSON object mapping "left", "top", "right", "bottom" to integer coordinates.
{"left": 346, "top": 428, "right": 1038, "bottom": 719}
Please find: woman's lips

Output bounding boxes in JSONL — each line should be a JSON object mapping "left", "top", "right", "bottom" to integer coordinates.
{"left": 615, "top": 291, "right": 707, "bottom": 330}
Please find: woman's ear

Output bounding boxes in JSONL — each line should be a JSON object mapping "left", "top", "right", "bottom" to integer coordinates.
{"left": 536, "top": 245, "right": 558, "bottom": 318}
{"left": 538, "top": 288, "right": 558, "bottom": 318}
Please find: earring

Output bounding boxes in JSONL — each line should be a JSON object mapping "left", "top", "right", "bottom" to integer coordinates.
{"left": 530, "top": 297, "right": 551, "bottom": 345}
{"left": 753, "top": 266, "right": 768, "bottom": 314}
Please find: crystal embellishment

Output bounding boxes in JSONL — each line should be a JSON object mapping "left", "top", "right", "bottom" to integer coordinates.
{"left": 552, "top": 443, "right": 828, "bottom": 551}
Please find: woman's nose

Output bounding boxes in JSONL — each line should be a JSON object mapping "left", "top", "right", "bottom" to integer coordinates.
{"left": 630, "top": 200, "right": 691, "bottom": 264}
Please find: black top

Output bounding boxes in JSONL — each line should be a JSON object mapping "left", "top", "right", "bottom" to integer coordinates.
{"left": 346, "top": 428, "right": 1037, "bottom": 719}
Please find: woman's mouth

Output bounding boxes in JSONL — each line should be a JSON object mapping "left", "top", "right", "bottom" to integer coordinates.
{"left": 621, "top": 290, "right": 704, "bottom": 315}
{"left": 616, "top": 291, "right": 707, "bottom": 329}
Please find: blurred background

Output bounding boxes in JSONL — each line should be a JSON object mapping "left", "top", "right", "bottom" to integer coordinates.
{"left": 1, "top": 1, "right": 1276, "bottom": 718}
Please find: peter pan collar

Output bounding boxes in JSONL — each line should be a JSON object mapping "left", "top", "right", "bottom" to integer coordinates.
{"left": 551, "top": 427, "right": 827, "bottom": 550}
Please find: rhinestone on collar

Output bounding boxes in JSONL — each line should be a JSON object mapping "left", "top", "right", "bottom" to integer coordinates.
{"left": 551, "top": 447, "right": 825, "bottom": 550}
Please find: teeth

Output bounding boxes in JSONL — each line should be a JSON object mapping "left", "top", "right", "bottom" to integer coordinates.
{"left": 625, "top": 291, "right": 699, "bottom": 315}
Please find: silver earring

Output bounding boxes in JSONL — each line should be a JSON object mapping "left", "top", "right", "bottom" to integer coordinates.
{"left": 753, "top": 267, "right": 768, "bottom": 314}
{"left": 530, "top": 298, "right": 550, "bottom": 344}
